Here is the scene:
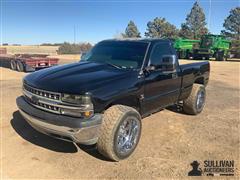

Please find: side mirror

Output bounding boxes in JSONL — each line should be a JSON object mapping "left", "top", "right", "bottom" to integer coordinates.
{"left": 161, "top": 55, "right": 177, "bottom": 72}
{"left": 81, "top": 52, "right": 86, "bottom": 60}
{"left": 145, "top": 65, "right": 156, "bottom": 71}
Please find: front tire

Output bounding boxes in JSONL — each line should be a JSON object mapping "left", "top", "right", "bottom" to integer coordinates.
{"left": 97, "top": 105, "right": 142, "bottom": 161}
{"left": 183, "top": 84, "right": 206, "bottom": 115}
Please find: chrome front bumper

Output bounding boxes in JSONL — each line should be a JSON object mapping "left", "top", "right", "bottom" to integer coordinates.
{"left": 17, "top": 96, "right": 102, "bottom": 145}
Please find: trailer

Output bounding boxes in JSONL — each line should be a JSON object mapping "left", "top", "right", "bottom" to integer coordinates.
{"left": 174, "top": 38, "right": 200, "bottom": 59}
{"left": 0, "top": 48, "right": 59, "bottom": 72}
{"left": 0, "top": 47, "right": 7, "bottom": 55}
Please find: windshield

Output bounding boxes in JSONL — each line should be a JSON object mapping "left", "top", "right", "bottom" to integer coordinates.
{"left": 201, "top": 37, "right": 213, "bottom": 48}
{"left": 81, "top": 41, "right": 149, "bottom": 69}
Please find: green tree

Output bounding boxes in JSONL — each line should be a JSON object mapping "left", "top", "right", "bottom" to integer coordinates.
{"left": 122, "top": 20, "right": 141, "bottom": 38}
{"left": 145, "top": 17, "right": 178, "bottom": 38}
{"left": 180, "top": 1, "right": 208, "bottom": 39}
{"left": 58, "top": 42, "right": 92, "bottom": 54}
{"left": 179, "top": 23, "right": 193, "bottom": 39}
{"left": 221, "top": 7, "right": 240, "bottom": 40}
{"left": 230, "top": 39, "right": 240, "bottom": 58}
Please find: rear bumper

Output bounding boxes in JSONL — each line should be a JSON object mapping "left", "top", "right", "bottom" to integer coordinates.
{"left": 17, "top": 96, "right": 102, "bottom": 145}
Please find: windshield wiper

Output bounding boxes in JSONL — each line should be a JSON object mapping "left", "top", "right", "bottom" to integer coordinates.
{"left": 106, "top": 62, "right": 127, "bottom": 69}
{"left": 89, "top": 60, "right": 130, "bottom": 69}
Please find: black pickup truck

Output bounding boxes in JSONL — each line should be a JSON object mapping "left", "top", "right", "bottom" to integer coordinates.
{"left": 17, "top": 39, "right": 210, "bottom": 161}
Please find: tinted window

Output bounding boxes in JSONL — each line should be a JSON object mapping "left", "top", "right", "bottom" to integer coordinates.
{"left": 82, "top": 41, "right": 149, "bottom": 69}
{"left": 150, "top": 42, "right": 172, "bottom": 66}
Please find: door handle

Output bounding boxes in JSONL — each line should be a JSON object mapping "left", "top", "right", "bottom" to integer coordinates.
{"left": 172, "top": 73, "right": 178, "bottom": 79}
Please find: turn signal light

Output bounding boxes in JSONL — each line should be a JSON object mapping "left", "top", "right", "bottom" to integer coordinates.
{"left": 84, "top": 111, "right": 92, "bottom": 117}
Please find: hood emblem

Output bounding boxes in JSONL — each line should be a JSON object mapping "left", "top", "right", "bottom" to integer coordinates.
{"left": 31, "top": 95, "right": 39, "bottom": 104}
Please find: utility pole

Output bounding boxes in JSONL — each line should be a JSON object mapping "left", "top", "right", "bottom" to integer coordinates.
{"left": 74, "top": 25, "right": 76, "bottom": 44}
{"left": 207, "top": 0, "right": 212, "bottom": 30}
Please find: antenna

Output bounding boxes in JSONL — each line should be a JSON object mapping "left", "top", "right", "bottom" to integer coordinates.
{"left": 208, "top": 0, "right": 212, "bottom": 30}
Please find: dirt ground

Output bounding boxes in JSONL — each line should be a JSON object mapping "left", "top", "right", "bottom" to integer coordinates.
{"left": 0, "top": 58, "right": 239, "bottom": 178}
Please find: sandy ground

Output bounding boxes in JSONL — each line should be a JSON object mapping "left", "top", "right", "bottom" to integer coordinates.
{"left": 0, "top": 58, "right": 239, "bottom": 178}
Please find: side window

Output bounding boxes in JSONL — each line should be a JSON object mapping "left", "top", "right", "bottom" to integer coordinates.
{"left": 150, "top": 43, "right": 172, "bottom": 67}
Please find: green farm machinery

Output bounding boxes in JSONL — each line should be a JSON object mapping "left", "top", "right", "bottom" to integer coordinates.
{"left": 193, "top": 34, "right": 231, "bottom": 61}
{"left": 174, "top": 38, "right": 200, "bottom": 59}
{"left": 174, "top": 34, "right": 231, "bottom": 61}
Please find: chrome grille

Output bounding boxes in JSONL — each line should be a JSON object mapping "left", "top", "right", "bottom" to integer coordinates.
{"left": 22, "top": 83, "right": 86, "bottom": 117}
{"left": 23, "top": 83, "right": 62, "bottom": 114}
{"left": 23, "top": 83, "right": 61, "bottom": 100}
{"left": 25, "top": 96, "right": 60, "bottom": 113}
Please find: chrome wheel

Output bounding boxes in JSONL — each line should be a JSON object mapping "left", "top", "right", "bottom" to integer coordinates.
{"left": 196, "top": 90, "right": 205, "bottom": 110}
{"left": 115, "top": 117, "right": 140, "bottom": 156}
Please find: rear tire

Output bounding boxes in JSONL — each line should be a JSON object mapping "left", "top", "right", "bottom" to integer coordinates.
{"left": 186, "top": 51, "right": 190, "bottom": 59}
{"left": 183, "top": 84, "right": 206, "bottom": 115}
{"left": 10, "top": 60, "right": 17, "bottom": 70}
{"left": 216, "top": 51, "right": 224, "bottom": 61}
{"left": 16, "top": 61, "right": 25, "bottom": 72}
{"left": 224, "top": 53, "right": 229, "bottom": 61}
{"left": 204, "top": 55, "right": 209, "bottom": 60}
{"left": 97, "top": 105, "right": 142, "bottom": 161}
{"left": 179, "top": 51, "right": 186, "bottom": 59}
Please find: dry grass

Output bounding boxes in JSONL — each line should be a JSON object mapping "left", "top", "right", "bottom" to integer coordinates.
{"left": 0, "top": 46, "right": 81, "bottom": 64}
{"left": 0, "top": 45, "right": 59, "bottom": 55}
{"left": 49, "top": 54, "right": 81, "bottom": 64}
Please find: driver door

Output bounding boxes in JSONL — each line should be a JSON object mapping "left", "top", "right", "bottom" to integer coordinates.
{"left": 143, "top": 42, "right": 181, "bottom": 114}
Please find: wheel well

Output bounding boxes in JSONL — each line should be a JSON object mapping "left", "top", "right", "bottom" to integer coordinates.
{"left": 105, "top": 97, "right": 141, "bottom": 114}
{"left": 194, "top": 77, "right": 204, "bottom": 85}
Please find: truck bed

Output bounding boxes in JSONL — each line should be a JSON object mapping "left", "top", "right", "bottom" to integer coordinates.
{"left": 178, "top": 60, "right": 210, "bottom": 101}
{"left": 179, "top": 59, "right": 206, "bottom": 65}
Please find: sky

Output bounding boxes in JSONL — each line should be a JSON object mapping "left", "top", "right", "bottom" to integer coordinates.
{"left": 1, "top": 0, "right": 240, "bottom": 45}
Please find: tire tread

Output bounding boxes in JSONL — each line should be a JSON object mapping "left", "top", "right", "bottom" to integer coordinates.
{"left": 97, "top": 105, "right": 140, "bottom": 161}
{"left": 183, "top": 84, "right": 205, "bottom": 115}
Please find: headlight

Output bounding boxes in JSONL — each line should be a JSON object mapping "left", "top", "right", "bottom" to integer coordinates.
{"left": 62, "top": 94, "right": 91, "bottom": 105}
{"left": 61, "top": 94, "right": 94, "bottom": 118}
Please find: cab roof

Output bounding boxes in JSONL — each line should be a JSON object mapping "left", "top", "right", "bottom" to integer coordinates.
{"left": 101, "top": 38, "right": 172, "bottom": 44}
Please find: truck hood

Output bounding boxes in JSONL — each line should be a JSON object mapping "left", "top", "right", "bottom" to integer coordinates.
{"left": 24, "top": 61, "right": 139, "bottom": 94}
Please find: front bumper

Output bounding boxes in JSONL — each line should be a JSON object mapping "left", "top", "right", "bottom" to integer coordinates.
{"left": 16, "top": 96, "right": 102, "bottom": 145}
